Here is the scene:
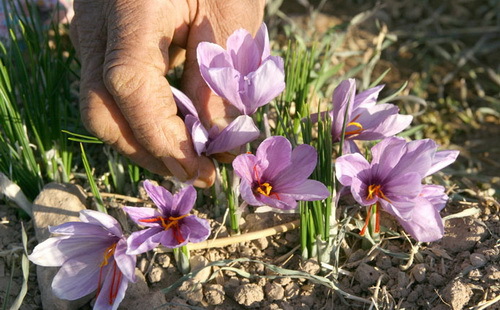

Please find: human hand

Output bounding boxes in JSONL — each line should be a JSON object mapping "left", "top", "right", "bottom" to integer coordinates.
{"left": 70, "top": 0, "right": 265, "bottom": 187}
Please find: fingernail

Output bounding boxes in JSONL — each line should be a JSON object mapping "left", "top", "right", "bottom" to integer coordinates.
{"left": 193, "top": 178, "right": 209, "bottom": 188}
{"left": 162, "top": 157, "right": 188, "bottom": 181}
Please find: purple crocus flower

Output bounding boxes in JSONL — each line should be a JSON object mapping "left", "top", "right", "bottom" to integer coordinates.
{"left": 171, "top": 87, "right": 259, "bottom": 157}
{"left": 28, "top": 210, "right": 136, "bottom": 310}
{"left": 123, "top": 181, "right": 210, "bottom": 254}
{"left": 232, "top": 136, "right": 330, "bottom": 210}
{"left": 197, "top": 23, "right": 285, "bottom": 115}
{"left": 313, "top": 79, "right": 413, "bottom": 153}
{"left": 335, "top": 136, "right": 459, "bottom": 242}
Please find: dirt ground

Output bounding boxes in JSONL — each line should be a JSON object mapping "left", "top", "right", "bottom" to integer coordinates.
{"left": 1, "top": 0, "right": 499, "bottom": 309}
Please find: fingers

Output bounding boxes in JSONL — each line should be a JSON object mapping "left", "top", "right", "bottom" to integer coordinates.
{"left": 181, "top": 0, "right": 266, "bottom": 130}
{"left": 71, "top": 0, "right": 215, "bottom": 186}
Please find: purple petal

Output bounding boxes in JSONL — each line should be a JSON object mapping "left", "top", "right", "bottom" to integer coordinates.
{"left": 425, "top": 150, "right": 459, "bottom": 177}
{"left": 226, "top": 29, "right": 261, "bottom": 75}
{"left": 254, "top": 23, "right": 270, "bottom": 60}
{"left": 273, "top": 144, "right": 318, "bottom": 189}
{"left": 49, "top": 221, "right": 112, "bottom": 237}
{"left": 114, "top": 238, "right": 137, "bottom": 283}
{"left": 233, "top": 153, "right": 259, "bottom": 184}
{"left": 389, "top": 139, "right": 436, "bottom": 178}
{"left": 278, "top": 179, "right": 330, "bottom": 201}
{"left": 180, "top": 215, "right": 211, "bottom": 243}
{"left": 187, "top": 115, "right": 209, "bottom": 156}
{"left": 126, "top": 227, "right": 163, "bottom": 255}
{"left": 122, "top": 206, "right": 162, "bottom": 227}
{"left": 93, "top": 261, "right": 129, "bottom": 310}
{"left": 196, "top": 41, "right": 231, "bottom": 68}
{"left": 259, "top": 193, "right": 298, "bottom": 210}
{"left": 331, "top": 79, "right": 356, "bottom": 138}
{"left": 352, "top": 84, "right": 384, "bottom": 109}
{"left": 396, "top": 196, "right": 444, "bottom": 242}
{"left": 239, "top": 179, "right": 264, "bottom": 206}
{"left": 171, "top": 186, "right": 196, "bottom": 217}
{"left": 257, "top": 136, "right": 292, "bottom": 180}
{"left": 382, "top": 172, "right": 422, "bottom": 219}
{"left": 143, "top": 180, "right": 173, "bottom": 212}
{"left": 52, "top": 255, "right": 101, "bottom": 300}
{"left": 420, "top": 185, "right": 448, "bottom": 211}
{"left": 206, "top": 115, "right": 260, "bottom": 155}
{"left": 350, "top": 176, "right": 375, "bottom": 206}
{"left": 335, "top": 153, "right": 371, "bottom": 187}
{"left": 201, "top": 66, "right": 245, "bottom": 113}
{"left": 241, "top": 59, "right": 285, "bottom": 115}
{"left": 370, "top": 137, "right": 408, "bottom": 181}
{"left": 159, "top": 227, "right": 188, "bottom": 248}
{"left": 354, "top": 104, "right": 413, "bottom": 140}
{"left": 171, "top": 87, "right": 198, "bottom": 117}
{"left": 79, "top": 210, "right": 123, "bottom": 238}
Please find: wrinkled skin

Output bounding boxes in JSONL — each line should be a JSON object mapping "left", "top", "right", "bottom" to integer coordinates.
{"left": 70, "top": 0, "right": 265, "bottom": 187}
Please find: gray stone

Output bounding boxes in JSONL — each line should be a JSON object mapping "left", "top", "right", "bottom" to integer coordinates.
{"left": 411, "top": 264, "right": 426, "bottom": 283}
{"left": 469, "top": 253, "right": 487, "bottom": 267}
{"left": 204, "top": 283, "right": 225, "bottom": 305}
{"left": 32, "top": 182, "right": 89, "bottom": 310}
{"left": 119, "top": 269, "right": 166, "bottom": 309}
{"left": 234, "top": 283, "right": 264, "bottom": 307}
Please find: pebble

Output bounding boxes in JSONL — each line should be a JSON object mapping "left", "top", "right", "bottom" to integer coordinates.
{"left": 354, "top": 263, "right": 380, "bottom": 288}
{"left": 147, "top": 265, "right": 165, "bottom": 283}
{"left": 252, "top": 237, "right": 269, "bottom": 250}
{"left": 204, "top": 284, "right": 225, "bottom": 305}
{"left": 157, "top": 254, "right": 171, "bottom": 268}
{"left": 299, "top": 258, "right": 320, "bottom": 275}
{"left": 469, "top": 253, "right": 487, "bottom": 267}
{"left": 178, "top": 279, "right": 204, "bottom": 304}
{"left": 428, "top": 272, "right": 445, "bottom": 287}
{"left": 234, "top": 283, "right": 264, "bottom": 307}
{"left": 376, "top": 254, "right": 392, "bottom": 270}
{"left": 284, "top": 282, "right": 301, "bottom": 299}
{"left": 411, "top": 264, "right": 426, "bottom": 283}
{"left": 265, "top": 282, "right": 285, "bottom": 300}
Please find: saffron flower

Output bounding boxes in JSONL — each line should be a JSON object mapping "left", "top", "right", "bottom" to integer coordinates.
{"left": 123, "top": 181, "right": 210, "bottom": 254}
{"left": 233, "top": 136, "right": 330, "bottom": 210}
{"left": 335, "top": 136, "right": 459, "bottom": 242}
{"left": 28, "top": 210, "right": 136, "bottom": 310}
{"left": 313, "top": 79, "right": 413, "bottom": 153}
{"left": 197, "top": 23, "right": 285, "bottom": 115}
{"left": 171, "top": 87, "right": 259, "bottom": 157}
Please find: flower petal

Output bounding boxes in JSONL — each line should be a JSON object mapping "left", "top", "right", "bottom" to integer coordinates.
{"left": 331, "top": 79, "right": 356, "bottom": 139}
{"left": 188, "top": 116, "right": 209, "bottom": 156}
{"left": 233, "top": 153, "right": 259, "bottom": 185}
{"left": 126, "top": 227, "right": 163, "bottom": 255}
{"left": 143, "top": 180, "right": 173, "bottom": 212}
{"left": 122, "top": 206, "right": 162, "bottom": 227}
{"left": 420, "top": 185, "right": 448, "bottom": 211}
{"left": 370, "top": 137, "right": 408, "bottom": 181}
{"left": 180, "top": 215, "right": 211, "bottom": 243}
{"left": 258, "top": 193, "right": 298, "bottom": 210}
{"left": 396, "top": 196, "right": 444, "bottom": 242}
{"left": 425, "top": 150, "right": 459, "bottom": 177}
{"left": 206, "top": 115, "right": 260, "bottom": 155}
{"left": 171, "top": 186, "right": 196, "bottom": 217}
{"left": 257, "top": 136, "right": 292, "bottom": 180}
{"left": 79, "top": 210, "right": 123, "bottom": 238}
{"left": 278, "top": 179, "right": 330, "bottom": 201}
{"left": 171, "top": 87, "right": 198, "bottom": 117}
{"left": 239, "top": 179, "right": 264, "bottom": 206}
{"left": 226, "top": 28, "right": 261, "bottom": 75}
{"left": 272, "top": 144, "right": 318, "bottom": 189}
{"left": 52, "top": 255, "right": 101, "bottom": 300}
{"left": 240, "top": 58, "right": 285, "bottom": 114}
{"left": 93, "top": 261, "right": 129, "bottom": 310}
{"left": 353, "top": 84, "right": 384, "bottom": 109}
{"left": 114, "top": 238, "right": 136, "bottom": 283}
{"left": 159, "top": 227, "right": 188, "bottom": 248}
{"left": 201, "top": 67, "right": 245, "bottom": 113}
{"left": 254, "top": 23, "right": 270, "bottom": 60}
{"left": 196, "top": 41, "right": 231, "bottom": 68}
{"left": 335, "top": 153, "right": 371, "bottom": 187}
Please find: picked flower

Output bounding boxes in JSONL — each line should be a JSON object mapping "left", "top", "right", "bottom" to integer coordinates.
{"left": 197, "top": 23, "right": 285, "bottom": 115}
{"left": 28, "top": 210, "right": 136, "bottom": 310}
{"left": 233, "top": 136, "right": 330, "bottom": 210}
{"left": 123, "top": 180, "right": 210, "bottom": 254}
{"left": 171, "top": 87, "right": 259, "bottom": 158}
{"left": 335, "top": 136, "right": 459, "bottom": 242}
{"left": 312, "top": 79, "right": 413, "bottom": 153}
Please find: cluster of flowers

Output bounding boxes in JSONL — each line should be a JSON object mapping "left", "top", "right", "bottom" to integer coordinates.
{"left": 29, "top": 23, "right": 459, "bottom": 309}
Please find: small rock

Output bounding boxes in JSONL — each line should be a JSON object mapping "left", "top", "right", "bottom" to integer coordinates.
{"left": 157, "top": 254, "right": 171, "bottom": 268}
{"left": 178, "top": 279, "right": 204, "bottom": 305}
{"left": 284, "top": 282, "right": 300, "bottom": 299}
{"left": 120, "top": 269, "right": 166, "bottom": 309}
{"left": 354, "top": 263, "right": 380, "bottom": 288}
{"left": 469, "top": 253, "right": 487, "bottom": 267}
{"left": 252, "top": 237, "right": 269, "bottom": 250}
{"left": 299, "top": 258, "right": 320, "bottom": 275}
{"left": 32, "top": 183, "right": 90, "bottom": 310}
{"left": 265, "top": 282, "right": 285, "bottom": 301}
{"left": 190, "top": 255, "right": 211, "bottom": 283}
{"left": 224, "top": 277, "right": 240, "bottom": 296}
{"left": 204, "top": 284, "right": 225, "bottom": 305}
{"left": 411, "top": 264, "right": 426, "bottom": 283}
{"left": 376, "top": 254, "right": 392, "bottom": 270}
{"left": 275, "top": 277, "right": 292, "bottom": 286}
{"left": 441, "top": 279, "right": 473, "bottom": 310}
{"left": 147, "top": 265, "right": 165, "bottom": 283}
{"left": 428, "top": 273, "right": 445, "bottom": 287}
{"left": 234, "top": 283, "right": 264, "bottom": 307}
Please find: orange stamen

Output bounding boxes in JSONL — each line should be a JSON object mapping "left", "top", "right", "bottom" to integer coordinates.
{"left": 252, "top": 165, "right": 281, "bottom": 200}
{"left": 97, "top": 243, "right": 118, "bottom": 301}
{"left": 140, "top": 214, "right": 189, "bottom": 244}
{"left": 345, "top": 114, "right": 364, "bottom": 136}
{"left": 367, "top": 184, "right": 391, "bottom": 202}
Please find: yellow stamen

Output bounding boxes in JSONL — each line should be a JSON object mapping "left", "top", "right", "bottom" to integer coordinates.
{"left": 367, "top": 184, "right": 391, "bottom": 202}
{"left": 256, "top": 182, "right": 273, "bottom": 196}
{"left": 100, "top": 243, "right": 117, "bottom": 267}
{"left": 345, "top": 121, "right": 364, "bottom": 136}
